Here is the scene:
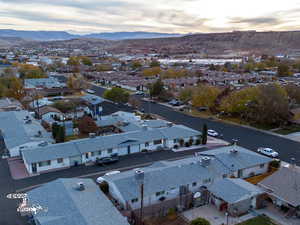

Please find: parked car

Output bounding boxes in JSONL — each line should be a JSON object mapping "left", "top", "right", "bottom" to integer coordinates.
{"left": 169, "top": 99, "right": 182, "bottom": 106}
{"left": 96, "top": 170, "right": 121, "bottom": 184}
{"left": 96, "top": 154, "right": 119, "bottom": 165}
{"left": 257, "top": 148, "right": 279, "bottom": 158}
{"left": 85, "top": 89, "right": 95, "bottom": 94}
{"left": 207, "top": 129, "right": 219, "bottom": 137}
{"left": 135, "top": 91, "right": 144, "bottom": 95}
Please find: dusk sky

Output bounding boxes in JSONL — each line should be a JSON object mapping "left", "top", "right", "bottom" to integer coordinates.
{"left": 0, "top": 0, "right": 300, "bottom": 34}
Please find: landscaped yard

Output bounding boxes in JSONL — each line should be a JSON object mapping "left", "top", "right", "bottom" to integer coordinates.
{"left": 237, "top": 216, "right": 277, "bottom": 225}
{"left": 273, "top": 124, "right": 300, "bottom": 135}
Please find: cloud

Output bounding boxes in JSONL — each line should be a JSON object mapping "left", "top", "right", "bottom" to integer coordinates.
{"left": 229, "top": 17, "right": 281, "bottom": 26}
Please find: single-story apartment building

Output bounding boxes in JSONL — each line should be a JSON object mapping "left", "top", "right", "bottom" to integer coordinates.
{"left": 21, "top": 124, "right": 201, "bottom": 174}
{"left": 24, "top": 178, "right": 130, "bottom": 225}
{"left": 0, "top": 110, "right": 53, "bottom": 157}
{"left": 104, "top": 146, "right": 271, "bottom": 214}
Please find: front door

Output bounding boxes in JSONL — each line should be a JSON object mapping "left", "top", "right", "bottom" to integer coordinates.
{"left": 127, "top": 146, "right": 131, "bottom": 154}
{"left": 32, "top": 163, "right": 37, "bottom": 174}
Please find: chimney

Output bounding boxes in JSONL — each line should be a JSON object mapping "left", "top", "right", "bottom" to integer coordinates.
{"left": 76, "top": 182, "right": 85, "bottom": 191}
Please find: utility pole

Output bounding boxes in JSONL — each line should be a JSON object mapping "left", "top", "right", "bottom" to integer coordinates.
{"left": 135, "top": 170, "right": 144, "bottom": 225}
{"left": 140, "top": 183, "right": 144, "bottom": 225}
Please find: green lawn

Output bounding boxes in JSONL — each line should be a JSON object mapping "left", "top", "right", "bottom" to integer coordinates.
{"left": 274, "top": 124, "right": 300, "bottom": 135}
{"left": 238, "top": 216, "right": 277, "bottom": 225}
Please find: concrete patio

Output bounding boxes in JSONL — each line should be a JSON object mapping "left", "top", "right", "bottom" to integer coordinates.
{"left": 7, "top": 157, "right": 30, "bottom": 180}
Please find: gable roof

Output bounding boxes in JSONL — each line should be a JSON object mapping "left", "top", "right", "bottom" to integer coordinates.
{"left": 38, "top": 106, "right": 62, "bottom": 116}
{"left": 259, "top": 166, "right": 300, "bottom": 207}
{"left": 27, "top": 178, "right": 130, "bottom": 225}
{"left": 105, "top": 146, "right": 271, "bottom": 202}
{"left": 22, "top": 124, "right": 200, "bottom": 164}
{"left": 208, "top": 178, "right": 264, "bottom": 204}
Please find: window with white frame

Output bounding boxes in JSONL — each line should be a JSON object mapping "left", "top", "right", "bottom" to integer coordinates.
{"left": 107, "top": 148, "right": 113, "bottom": 154}
{"left": 38, "top": 160, "right": 51, "bottom": 167}
{"left": 153, "top": 140, "right": 162, "bottom": 145}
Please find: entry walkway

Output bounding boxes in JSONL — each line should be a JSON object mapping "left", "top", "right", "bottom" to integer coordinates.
{"left": 7, "top": 157, "right": 30, "bottom": 180}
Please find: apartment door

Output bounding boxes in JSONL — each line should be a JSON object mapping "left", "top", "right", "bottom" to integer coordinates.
{"left": 31, "top": 163, "right": 37, "bottom": 174}
{"left": 127, "top": 146, "right": 131, "bottom": 154}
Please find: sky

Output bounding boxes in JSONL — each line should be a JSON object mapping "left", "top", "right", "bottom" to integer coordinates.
{"left": 0, "top": 0, "right": 300, "bottom": 34}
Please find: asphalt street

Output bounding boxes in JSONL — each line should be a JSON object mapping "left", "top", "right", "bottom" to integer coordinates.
{"left": 91, "top": 84, "right": 300, "bottom": 165}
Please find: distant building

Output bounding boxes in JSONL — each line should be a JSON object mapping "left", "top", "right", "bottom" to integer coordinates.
{"left": 25, "top": 178, "right": 130, "bottom": 225}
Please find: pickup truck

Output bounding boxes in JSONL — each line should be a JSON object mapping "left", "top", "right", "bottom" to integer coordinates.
{"left": 96, "top": 154, "right": 119, "bottom": 165}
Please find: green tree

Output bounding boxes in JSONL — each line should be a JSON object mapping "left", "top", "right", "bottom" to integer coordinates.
{"left": 80, "top": 56, "right": 92, "bottom": 66}
{"left": 56, "top": 126, "right": 65, "bottom": 143}
{"left": 277, "top": 63, "right": 291, "bottom": 77}
{"left": 285, "top": 84, "right": 300, "bottom": 104}
{"left": 192, "top": 85, "right": 221, "bottom": 110}
{"left": 201, "top": 124, "right": 208, "bottom": 145}
{"left": 103, "top": 87, "right": 129, "bottom": 103}
{"left": 131, "top": 60, "right": 142, "bottom": 70}
{"left": 149, "top": 79, "right": 164, "bottom": 98}
{"left": 150, "top": 60, "right": 160, "bottom": 67}
{"left": 67, "top": 56, "right": 80, "bottom": 66}
{"left": 18, "top": 64, "right": 45, "bottom": 79}
{"left": 179, "top": 88, "right": 193, "bottom": 103}
{"left": 142, "top": 67, "right": 161, "bottom": 77}
{"left": 190, "top": 217, "right": 211, "bottom": 225}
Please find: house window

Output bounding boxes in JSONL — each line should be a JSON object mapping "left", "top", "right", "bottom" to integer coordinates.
{"left": 192, "top": 182, "right": 197, "bottom": 187}
{"left": 131, "top": 198, "right": 138, "bottom": 203}
{"left": 98, "top": 151, "right": 102, "bottom": 155}
{"left": 91, "top": 152, "right": 95, "bottom": 157}
{"left": 259, "top": 164, "right": 265, "bottom": 168}
{"left": 57, "top": 158, "right": 63, "bottom": 163}
{"left": 174, "top": 139, "right": 179, "bottom": 143}
{"left": 85, "top": 153, "right": 89, "bottom": 159}
{"left": 38, "top": 160, "right": 51, "bottom": 167}
{"left": 153, "top": 140, "right": 162, "bottom": 145}
{"left": 145, "top": 142, "right": 149, "bottom": 147}
{"left": 156, "top": 191, "right": 165, "bottom": 196}
{"left": 203, "top": 178, "right": 211, "bottom": 184}
{"left": 107, "top": 149, "right": 113, "bottom": 154}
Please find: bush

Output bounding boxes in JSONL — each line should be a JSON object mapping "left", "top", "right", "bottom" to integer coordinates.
{"left": 99, "top": 181, "right": 109, "bottom": 194}
{"left": 141, "top": 149, "right": 148, "bottom": 153}
{"left": 174, "top": 145, "right": 179, "bottom": 149}
{"left": 269, "top": 160, "right": 281, "bottom": 169}
{"left": 185, "top": 142, "right": 190, "bottom": 147}
{"left": 195, "top": 139, "right": 201, "bottom": 145}
{"left": 189, "top": 138, "right": 194, "bottom": 145}
{"left": 190, "top": 217, "right": 211, "bottom": 225}
{"left": 167, "top": 208, "right": 177, "bottom": 221}
{"left": 179, "top": 139, "right": 185, "bottom": 147}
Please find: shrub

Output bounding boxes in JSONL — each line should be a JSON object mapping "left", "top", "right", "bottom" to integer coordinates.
{"left": 167, "top": 208, "right": 177, "bottom": 221}
{"left": 141, "top": 149, "right": 148, "bottom": 153}
{"left": 179, "top": 139, "right": 185, "bottom": 147}
{"left": 269, "top": 160, "right": 281, "bottom": 169}
{"left": 174, "top": 145, "right": 179, "bottom": 149}
{"left": 190, "top": 217, "right": 211, "bottom": 225}
{"left": 99, "top": 181, "right": 109, "bottom": 194}
{"left": 189, "top": 138, "right": 194, "bottom": 145}
{"left": 185, "top": 142, "right": 190, "bottom": 147}
{"left": 195, "top": 139, "right": 201, "bottom": 145}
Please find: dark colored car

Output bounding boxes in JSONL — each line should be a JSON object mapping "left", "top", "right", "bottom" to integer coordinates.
{"left": 96, "top": 154, "right": 119, "bottom": 165}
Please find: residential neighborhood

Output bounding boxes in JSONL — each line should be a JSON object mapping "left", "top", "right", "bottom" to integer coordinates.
{"left": 1, "top": 3, "right": 300, "bottom": 225}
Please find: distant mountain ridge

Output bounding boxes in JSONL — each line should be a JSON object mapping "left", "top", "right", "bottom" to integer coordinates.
{"left": 0, "top": 29, "right": 182, "bottom": 41}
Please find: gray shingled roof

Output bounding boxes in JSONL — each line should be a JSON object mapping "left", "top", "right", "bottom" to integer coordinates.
{"left": 0, "top": 110, "right": 52, "bottom": 149}
{"left": 105, "top": 146, "right": 271, "bottom": 202}
{"left": 208, "top": 178, "right": 264, "bottom": 204}
{"left": 259, "top": 167, "right": 300, "bottom": 207}
{"left": 22, "top": 125, "right": 200, "bottom": 164}
{"left": 27, "top": 178, "right": 130, "bottom": 225}
{"left": 200, "top": 146, "right": 272, "bottom": 171}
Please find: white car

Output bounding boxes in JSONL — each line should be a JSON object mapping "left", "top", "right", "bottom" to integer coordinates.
{"left": 85, "top": 89, "right": 95, "bottom": 94}
{"left": 96, "top": 170, "right": 121, "bottom": 184}
{"left": 207, "top": 129, "right": 219, "bottom": 137}
{"left": 257, "top": 148, "right": 279, "bottom": 158}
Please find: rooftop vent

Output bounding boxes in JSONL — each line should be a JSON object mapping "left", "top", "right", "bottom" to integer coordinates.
{"left": 76, "top": 182, "right": 85, "bottom": 191}
{"left": 201, "top": 156, "right": 211, "bottom": 167}
{"left": 135, "top": 170, "right": 144, "bottom": 183}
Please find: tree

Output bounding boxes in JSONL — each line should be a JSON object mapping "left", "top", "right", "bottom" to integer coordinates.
{"left": 285, "top": 84, "right": 300, "bottom": 104}
{"left": 128, "top": 96, "right": 141, "bottom": 109}
{"left": 190, "top": 217, "right": 211, "bottom": 225}
{"left": 277, "top": 63, "right": 291, "bottom": 77}
{"left": 80, "top": 56, "right": 92, "bottom": 66}
{"left": 179, "top": 88, "right": 193, "bottom": 103}
{"left": 150, "top": 60, "right": 160, "bottom": 67}
{"left": 78, "top": 116, "right": 98, "bottom": 134}
{"left": 52, "top": 123, "right": 65, "bottom": 143}
{"left": 103, "top": 87, "right": 129, "bottom": 103}
{"left": 142, "top": 67, "right": 161, "bottom": 77}
{"left": 4, "top": 77, "right": 25, "bottom": 100}
{"left": 67, "top": 56, "right": 80, "bottom": 66}
{"left": 18, "top": 64, "right": 45, "bottom": 79}
{"left": 192, "top": 85, "right": 221, "bottom": 110}
{"left": 96, "top": 64, "right": 113, "bottom": 72}
{"left": 149, "top": 79, "right": 165, "bottom": 98}
{"left": 202, "top": 124, "right": 208, "bottom": 145}
{"left": 131, "top": 60, "right": 142, "bottom": 70}
{"left": 67, "top": 75, "right": 87, "bottom": 90}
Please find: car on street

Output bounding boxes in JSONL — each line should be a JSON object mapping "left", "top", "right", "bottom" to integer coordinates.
{"left": 168, "top": 99, "right": 182, "bottom": 106}
{"left": 257, "top": 147, "right": 279, "bottom": 158}
{"left": 207, "top": 129, "right": 219, "bottom": 137}
{"left": 135, "top": 91, "right": 144, "bottom": 95}
{"left": 96, "top": 154, "right": 119, "bottom": 165}
{"left": 85, "top": 89, "right": 96, "bottom": 94}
